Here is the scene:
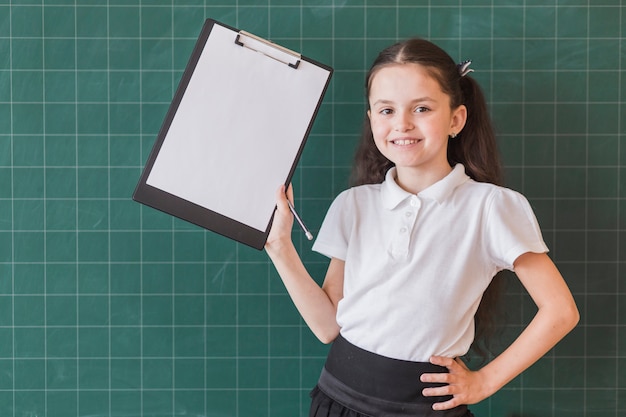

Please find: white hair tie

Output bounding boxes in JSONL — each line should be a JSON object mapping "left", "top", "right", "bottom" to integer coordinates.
{"left": 457, "top": 60, "right": 474, "bottom": 77}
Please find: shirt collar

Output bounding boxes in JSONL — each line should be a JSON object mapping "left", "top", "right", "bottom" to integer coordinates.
{"left": 381, "top": 164, "right": 470, "bottom": 210}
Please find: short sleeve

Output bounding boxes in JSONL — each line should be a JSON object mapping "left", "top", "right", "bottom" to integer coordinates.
{"left": 311, "top": 190, "right": 353, "bottom": 260}
{"left": 484, "top": 188, "right": 549, "bottom": 270}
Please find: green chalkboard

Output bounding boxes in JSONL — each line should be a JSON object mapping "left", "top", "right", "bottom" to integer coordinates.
{"left": 0, "top": 1, "right": 623, "bottom": 416}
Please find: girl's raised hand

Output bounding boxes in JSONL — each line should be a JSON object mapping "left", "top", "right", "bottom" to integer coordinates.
{"left": 265, "top": 184, "right": 295, "bottom": 254}
{"left": 420, "top": 356, "right": 492, "bottom": 410}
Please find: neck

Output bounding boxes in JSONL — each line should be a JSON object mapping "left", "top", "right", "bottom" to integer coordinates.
{"left": 394, "top": 163, "right": 453, "bottom": 194}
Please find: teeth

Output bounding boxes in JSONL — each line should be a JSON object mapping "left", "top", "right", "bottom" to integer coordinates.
{"left": 393, "top": 139, "right": 418, "bottom": 145}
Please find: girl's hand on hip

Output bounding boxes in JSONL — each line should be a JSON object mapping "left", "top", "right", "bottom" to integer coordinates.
{"left": 420, "top": 356, "right": 491, "bottom": 410}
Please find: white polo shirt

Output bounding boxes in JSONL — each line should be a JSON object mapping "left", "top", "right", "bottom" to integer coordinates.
{"left": 312, "top": 164, "right": 548, "bottom": 362}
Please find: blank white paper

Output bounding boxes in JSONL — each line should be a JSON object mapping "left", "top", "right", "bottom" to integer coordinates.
{"left": 146, "top": 24, "right": 331, "bottom": 232}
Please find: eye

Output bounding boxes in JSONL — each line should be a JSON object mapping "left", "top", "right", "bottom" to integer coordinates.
{"left": 379, "top": 108, "right": 394, "bottom": 115}
{"left": 414, "top": 106, "right": 430, "bottom": 113}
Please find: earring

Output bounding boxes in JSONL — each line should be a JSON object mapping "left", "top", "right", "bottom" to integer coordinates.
{"left": 450, "top": 133, "right": 457, "bottom": 139}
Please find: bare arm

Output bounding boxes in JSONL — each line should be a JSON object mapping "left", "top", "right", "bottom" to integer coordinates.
{"left": 422, "top": 252, "right": 580, "bottom": 409}
{"left": 265, "top": 185, "right": 343, "bottom": 343}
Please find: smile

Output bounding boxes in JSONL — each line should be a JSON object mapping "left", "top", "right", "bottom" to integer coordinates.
{"left": 391, "top": 139, "right": 420, "bottom": 145}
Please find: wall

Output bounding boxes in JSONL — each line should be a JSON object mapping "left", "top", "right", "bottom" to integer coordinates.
{"left": 0, "top": 1, "right": 624, "bottom": 416}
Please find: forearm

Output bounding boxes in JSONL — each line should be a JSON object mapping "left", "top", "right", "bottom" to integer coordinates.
{"left": 423, "top": 300, "right": 578, "bottom": 410}
{"left": 266, "top": 241, "right": 340, "bottom": 343}
{"left": 478, "top": 252, "right": 580, "bottom": 395}
{"left": 477, "top": 300, "right": 579, "bottom": 396}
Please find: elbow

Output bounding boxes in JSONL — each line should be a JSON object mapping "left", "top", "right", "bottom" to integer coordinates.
{"left": 318, "top": 335, "right": 336, "bottom": 345}
{"left": 567, "top": 302, "right": 580, "bottom": 330}
{"left": 315, "top": 327, "right": 340, "bottom": 345}
{"left": 538, "top": 297, "right": 580, "bottom": 339}
{"left": 559, "top": 299, "right": 580, "bottom": 334}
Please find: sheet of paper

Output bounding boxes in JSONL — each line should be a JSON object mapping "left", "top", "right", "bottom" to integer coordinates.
{"left": 146, "top": 24, "right": 330, "bottom": 231}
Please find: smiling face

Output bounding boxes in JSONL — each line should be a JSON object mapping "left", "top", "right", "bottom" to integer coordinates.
{"left": 367, "top": 63, "right": 467, "bottom": 190}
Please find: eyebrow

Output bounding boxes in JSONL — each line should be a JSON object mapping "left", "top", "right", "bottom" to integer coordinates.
{"left": 371, "top": 97, "right": 437, "bottom": 106}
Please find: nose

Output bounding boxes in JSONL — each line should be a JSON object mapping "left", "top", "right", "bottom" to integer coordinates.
{"left": 393, "top": 111, "right": 414, "bottom": 132}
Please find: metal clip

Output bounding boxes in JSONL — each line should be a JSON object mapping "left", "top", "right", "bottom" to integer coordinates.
{"left": 234, "top": 31, "right": 301, "bottom": 69}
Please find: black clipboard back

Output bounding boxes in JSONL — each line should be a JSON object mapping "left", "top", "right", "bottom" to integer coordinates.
{"left": 133, "top": 19, "right": 333, "bottom": 250}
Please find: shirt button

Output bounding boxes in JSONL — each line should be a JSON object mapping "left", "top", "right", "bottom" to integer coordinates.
{"left": 410, "top": 197, "right": 418, "bottom": 207}
{"left": 405, "top": 211, "right": 413, "bottom": 217}
{"left": 400, "top": 227, "right": 407, "bottom": 233}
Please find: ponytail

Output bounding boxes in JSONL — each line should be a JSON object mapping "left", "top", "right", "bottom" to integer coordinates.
{"left": 448, "top": 76, "right": 503, "bottom": 186}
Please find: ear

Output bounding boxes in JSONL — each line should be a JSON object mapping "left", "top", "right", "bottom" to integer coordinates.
{"left": 450, "top": 105, "right": 467, "bottom": 135}
{"left": 367, "top": 109, "right": 371, "bottom": 120}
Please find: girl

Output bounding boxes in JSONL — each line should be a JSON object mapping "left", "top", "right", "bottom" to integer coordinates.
{"left": 265, "top": 38, "right": 579, "bottom": 417}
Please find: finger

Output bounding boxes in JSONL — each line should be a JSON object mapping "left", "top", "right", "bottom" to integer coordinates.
{"left": 285, "top": 183, "right": 294, "bottom": 204}
{"left": 429, "top": 355, "right": 456, "bottom": 369}
{"left": 420, "top": 371, "right": 451, "bottom": 384}
{"left": 422, "top": 385, "right": 461, "bottom": 411}
{"left": 275, "top": 185, "right": 290, "bottom": 211}
{"left": 431, "top": 397, "right": 460, "bottom": 411}
{"left": 454, "top": 357, "right": 470, "bottom": 371}
{"left": 422, "top": 385, "right": 452, "bottom": 397}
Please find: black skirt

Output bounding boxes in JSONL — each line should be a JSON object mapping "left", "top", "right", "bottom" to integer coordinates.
{"left": 309, "top": 334, "right": 474, "bottom": 417}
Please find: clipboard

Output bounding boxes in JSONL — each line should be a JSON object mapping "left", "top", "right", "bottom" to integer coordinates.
{"left": 133, "top": 19, "right": 333, "bottom": 250}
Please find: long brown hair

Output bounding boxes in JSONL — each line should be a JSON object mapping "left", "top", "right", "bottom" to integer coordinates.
{"left": 350, "top": 38, "right": 504, "bottom": 360}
